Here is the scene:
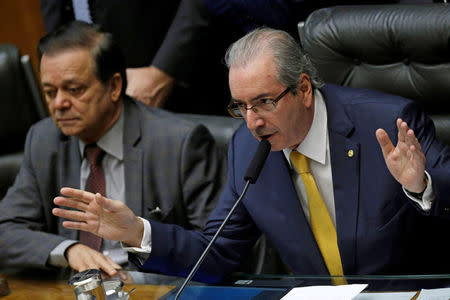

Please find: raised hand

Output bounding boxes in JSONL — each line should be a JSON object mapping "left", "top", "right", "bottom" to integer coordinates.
{"left": 53, "top": 187, "right": 144, "bottom": 247}
{"left": 376, "top": 118, "right": 427, "bottom": 193}
{"left": 66, "top": 243, "right": 121, "bottom": 277}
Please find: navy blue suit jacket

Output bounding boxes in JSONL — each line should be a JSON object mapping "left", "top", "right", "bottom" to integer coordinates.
{"left": 140, "top": 84, "right": 450, "bottom": 283}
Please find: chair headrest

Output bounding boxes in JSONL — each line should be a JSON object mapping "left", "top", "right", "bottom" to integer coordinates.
{"left": 0, "top": 44, "right": 42, "bottom": 154}
{"left": 300, "top": 4, "right": 450, "bottom": 114}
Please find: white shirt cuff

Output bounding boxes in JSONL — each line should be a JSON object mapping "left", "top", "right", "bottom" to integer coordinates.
{"left": 121, "top": 217, "right": 152, "bottom": 253}
{"left": 403, "top": 171, "right": 434, "bottom": 211}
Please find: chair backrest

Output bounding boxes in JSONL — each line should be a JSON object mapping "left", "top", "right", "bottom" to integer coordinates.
{"left": 178, "top": 113, "right": 244, "bottom": 156}
{"left": 0, "top": 44, "right": 48, "bottom": 155}
{"left": 299, "top": 4, "right": 450, "bottom": 145}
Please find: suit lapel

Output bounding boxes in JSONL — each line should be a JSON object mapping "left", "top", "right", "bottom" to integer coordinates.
{"left": 323, "top": 85, "right": 360, "bottom": 274}
{"left": 123, "top": 100, "right": 144, "bottom": 217}
{"left": 57, "top": 136, "right": 81, "bottom": 240}
{"left": 329, "top": 132, "right": 360, "bottom": 274}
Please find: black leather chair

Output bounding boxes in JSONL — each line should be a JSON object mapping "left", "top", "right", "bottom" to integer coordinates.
{"left": 0, "top": 44, "right": 48, "bottom": 199}
{"left": 0, "top": 44, "right": 47, "bottom": 154}
{"left": 298, "top": 4, "right": 450, "bottom": 145}
{"left": 178, "top": 113, "right": 244, "bottom": 157}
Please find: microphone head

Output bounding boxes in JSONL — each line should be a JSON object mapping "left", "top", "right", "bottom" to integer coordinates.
{"left": 244, "top": 139, "right": 271, "bottom": 184}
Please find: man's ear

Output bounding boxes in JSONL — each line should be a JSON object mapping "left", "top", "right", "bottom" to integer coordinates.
{"left": 297, "top": 73, "right": 312, "bottom": 95}
{"left": 110, "top": 73, "right": 122, "bottom": 102}
{"left": 297, "top": 73, "right": 313, "bottom": 107}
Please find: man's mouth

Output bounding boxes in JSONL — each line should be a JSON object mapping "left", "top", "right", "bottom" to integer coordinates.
{"left": 259, "top": 132, "right": 276, "bottom": 141}
{"left": 57, "top": 118, "right": 78, "bottom": 124}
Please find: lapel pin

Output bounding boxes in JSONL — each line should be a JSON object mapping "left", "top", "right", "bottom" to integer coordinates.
{"left": 347, "top": 150, "right": 354, "bottom": 157}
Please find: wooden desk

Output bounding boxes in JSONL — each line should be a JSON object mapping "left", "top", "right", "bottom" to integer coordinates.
{"left": 0, "top": 276, "right": 174, "bottom": 300}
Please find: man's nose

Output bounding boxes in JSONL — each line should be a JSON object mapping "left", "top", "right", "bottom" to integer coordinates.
{"left": 245, "top": 109, "right": 264, "bottom": 131}
{"left": 53, "top": 91, "right": 70, "bottom": 109}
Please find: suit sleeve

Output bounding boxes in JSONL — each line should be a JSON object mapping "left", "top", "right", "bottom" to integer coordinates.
{"left": 136, "top": 129, "right": 260, "bottom": 283}
{"left": 398, "top": 101, "right": 450, "bottom": 216}
{"left": 40, "top": 0, "right": 74, "bottom": 33}
{"left": 0, "top": 125, "right": 66, "bottom": 269}
{"left": 151, "top": 0, "right": 210, "bottom": 84}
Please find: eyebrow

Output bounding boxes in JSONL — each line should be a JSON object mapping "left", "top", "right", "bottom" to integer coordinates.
{"left": 231, "top": 92, "right": 274, "bottom": 104}
{"left": 41, "top": 79, "right": 84, "bottom": 87}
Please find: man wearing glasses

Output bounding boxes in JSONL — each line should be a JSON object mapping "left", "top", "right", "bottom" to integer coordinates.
{"left": 53, "top": 28, "right": 450, "bottom": 282}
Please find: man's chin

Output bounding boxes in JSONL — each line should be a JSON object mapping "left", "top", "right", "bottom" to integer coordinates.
{"left": 58, "top": 127, "right": 79, "bottom": 137}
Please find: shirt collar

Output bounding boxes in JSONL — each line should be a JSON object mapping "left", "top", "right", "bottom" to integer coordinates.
{"left": 79, "top": 108, "right": 124, "bottom": 160}
{"left": 283, "top": 89, "right": 327, "bottom": 166}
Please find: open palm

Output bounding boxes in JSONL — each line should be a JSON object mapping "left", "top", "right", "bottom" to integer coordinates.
{"left": 376, "top": 118, "right": 426, "bottom": 193}
{"left": 53, "top": 187, "right": 142, "bottom": 245}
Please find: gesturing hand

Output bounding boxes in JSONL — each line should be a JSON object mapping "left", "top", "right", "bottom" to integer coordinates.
{"left": 53, "top": 187, "right": 144, "bottom": 247}
{"left": 376, "top": 118, "right": 427, "bottom": 193}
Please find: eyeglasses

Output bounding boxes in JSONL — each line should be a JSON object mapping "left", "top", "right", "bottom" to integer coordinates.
{"left": 227, "top": 87, "right": 291, "bottom": 118}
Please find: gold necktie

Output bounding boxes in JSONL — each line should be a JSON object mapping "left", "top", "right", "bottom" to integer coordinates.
{"left": 290, "top": 151, "right": 346, "bottom": 285}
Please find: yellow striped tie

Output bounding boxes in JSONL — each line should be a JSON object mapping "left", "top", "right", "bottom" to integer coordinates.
{"left": 290, "top": 151, "right": 346, "bottom": 285}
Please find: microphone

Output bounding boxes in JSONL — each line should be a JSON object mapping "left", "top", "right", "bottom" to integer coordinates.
{"left": 244, "top": 139, "right": 271, "bottom": 183}
{"left": 174, "top": 139, "right": 271, "bottom": 300}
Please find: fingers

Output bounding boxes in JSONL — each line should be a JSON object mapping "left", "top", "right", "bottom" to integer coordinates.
{"left": 67, "top": 244, "right": 120, "bottom": 277}
{"left": 376, "top": 128, "right": 394, "bottom": 159}
{"left": 104, "top": 256, "right": 122, "bottom": 272}
{"left": 94, "top": 193, "right": 107, "bottom": 209}
{"left": 397, "top": 118, "right": 407, "bottom": 144}
{"left": 54, "top": 189, "right": 109, "bottom": 213}
{"left": 101, "top": 256, "right": 122, "bottom": 277}
{"left": 60, "top": 187, "right": 95, "bottom": 202}
{"left": 397, "top": 118, "right": 422, "bottom": 150}
{"left": 53, "top": 196, "right": 89, "bottom": 211}
{"left": 52, "top": 207, "right": 86, "bottom": 222}
{"left": 94, "top": 193, "right": 126, "bottom": 213}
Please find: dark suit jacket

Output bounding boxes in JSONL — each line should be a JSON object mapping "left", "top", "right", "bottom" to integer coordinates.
{"left": 0, "top": 98, "right": 225, "bottom": 270}
{"left": 40, "top": 0, "right": 180, "bottom": 68}
{"left": 137, "top": 84, "right": 450, "bottom": 283}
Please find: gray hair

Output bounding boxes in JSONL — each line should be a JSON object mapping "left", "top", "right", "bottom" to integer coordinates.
{"left": 224, "top": 28, "right": 324, "bottom": 93}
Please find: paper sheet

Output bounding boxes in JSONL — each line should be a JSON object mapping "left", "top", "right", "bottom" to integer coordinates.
{"left": 280, "top": 284, "right": 368, "bottom": 300}
{"left": 354, "top": 291, "right": 416, "bottom": 300}
{"left": 416, "top": 287, "right": 450, "bottom": 300}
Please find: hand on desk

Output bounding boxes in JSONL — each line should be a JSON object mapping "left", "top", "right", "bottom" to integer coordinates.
{"left": 53, "top": 187, "right": 144, "bottom": 248}
{"left": 376, "top": 118, "right": 427, "bottom": 193}
{"left": 126, "top": 66, "right": 175, "bottom": 107}
{"left": 66, "top": 243, "right": 121, "bottom": 277}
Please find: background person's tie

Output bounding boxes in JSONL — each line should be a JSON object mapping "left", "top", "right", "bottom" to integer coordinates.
{"left": 79, "top": 144, "right": 105, "bottom": 251}
{"left": 290, "top": 151, "right": 346, "bottom": 284}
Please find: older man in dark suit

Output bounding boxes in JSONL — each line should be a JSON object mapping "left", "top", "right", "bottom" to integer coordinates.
{"left": 0, "top": 21, "right": 225, "bottom": 278}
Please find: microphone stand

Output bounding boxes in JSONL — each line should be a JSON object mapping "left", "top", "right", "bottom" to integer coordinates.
{"left": 174, "top": 180, "right": 251, "bottom": 300}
